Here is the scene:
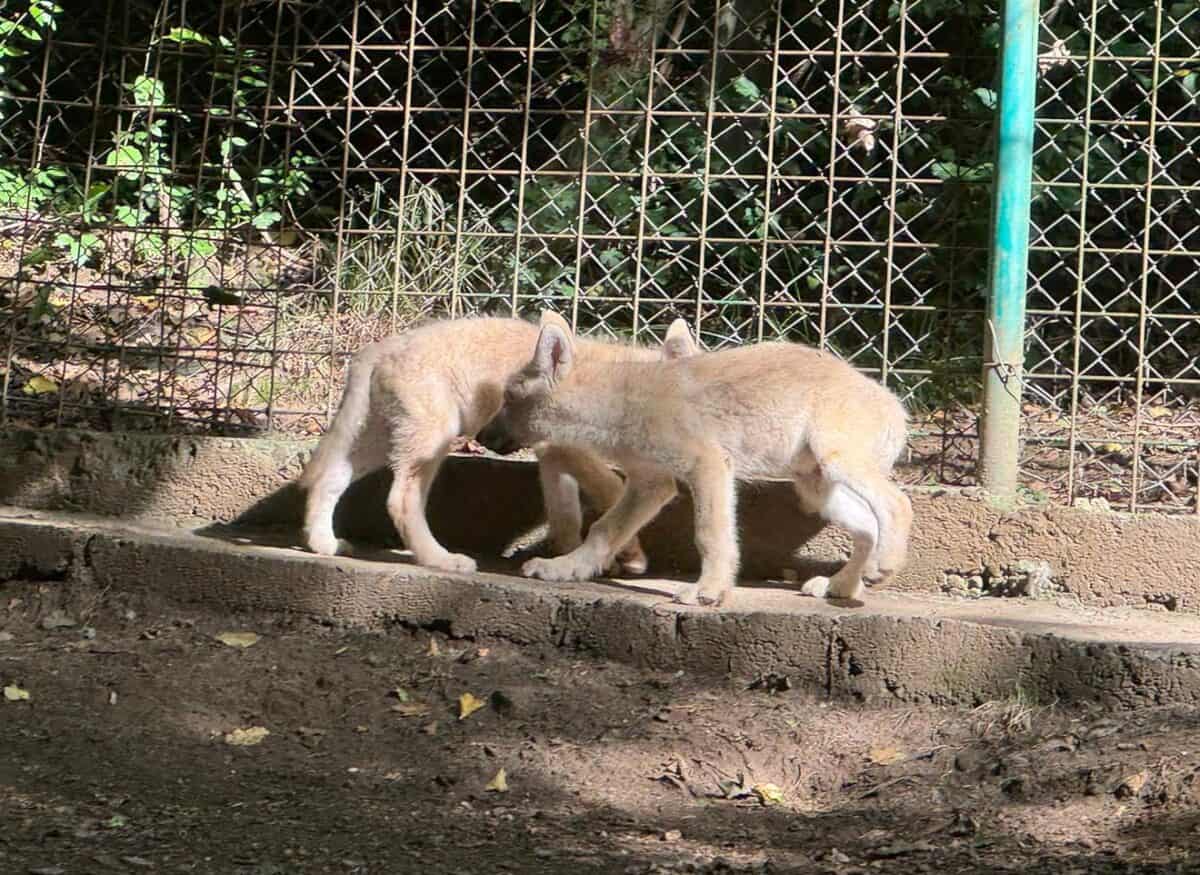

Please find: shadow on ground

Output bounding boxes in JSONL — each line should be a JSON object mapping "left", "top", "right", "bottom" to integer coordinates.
{"left": 0, "top": 579, "right": 1195, "bottom": 875}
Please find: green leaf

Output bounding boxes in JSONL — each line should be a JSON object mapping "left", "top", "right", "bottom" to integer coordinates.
{"left": 53, "top": 231, "right": 102, "bottom": 267}
{"left": 29, "top": 1, "right": 60, "bottom": 29}
{"left": 114, "top": 204, "right": 144, "bottom": 225}
{"left": 128, "top": 75, "right": 166, "bottom": 108}
{"left": 162, "top": 26, "right": 210, "bottom": 44}
{"left": 973, "top": 88, "right": 997, "bottom": 110}
{"left": 104, "top": 144, "right": 144, "bottom": 169}
{"left": 251, "top": 209, "right": 281, "bottom": 230}
{"left": 175, "top": 235, "right": 217, "bottom": 259}
{"left": 598, "top": 248, "right": 624, "bottom": 268}
{"left": 732, "top": 75, "right": 761, "bottom": 102}
{"left": 931, "top": 160, "right": 992, "bottom": 182}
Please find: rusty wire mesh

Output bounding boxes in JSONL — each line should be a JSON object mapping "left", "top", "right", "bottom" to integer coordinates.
{"left": 0, "top": 0, "right": 1197, "bottom": 513}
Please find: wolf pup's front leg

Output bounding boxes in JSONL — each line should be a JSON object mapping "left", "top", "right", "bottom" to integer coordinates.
{"left": 523, "top": 468, "right": 677, "bottom": 582}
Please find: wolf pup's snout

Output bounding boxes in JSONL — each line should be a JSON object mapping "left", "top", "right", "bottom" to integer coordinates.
{"left": 477, "top": 416, "right": 519, "bottom": 455}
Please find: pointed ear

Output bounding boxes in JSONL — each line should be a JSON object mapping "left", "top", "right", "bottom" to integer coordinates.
{"left": 532, "top": 321, "right": 575, "bottom": 383}
{"left": 538, "top": 310, "right": 572, "bottom": 335}
{"left": 662, "top": 318, "right": 699, "bottom": 360}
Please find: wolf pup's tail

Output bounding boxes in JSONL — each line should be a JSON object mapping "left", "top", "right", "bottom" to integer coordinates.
{"left": 297, "top": 343, "right": 381, "bottom": 489}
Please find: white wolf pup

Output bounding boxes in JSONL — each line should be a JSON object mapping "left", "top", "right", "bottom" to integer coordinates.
{"left": 478, "top": 312, "right": 912, "bottom": 606}
{"left": 298, "top": 316, "right": 697, "bottom": 574}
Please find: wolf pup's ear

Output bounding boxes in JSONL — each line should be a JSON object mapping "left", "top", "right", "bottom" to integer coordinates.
{"left": 538, "top": 310, "right": 573, "bottom": 335}
{"left": 533, "top": 320, "right": 575, "bottom": 383}
{"left": 662, "top": 317, "right": 700, "bottom": 361}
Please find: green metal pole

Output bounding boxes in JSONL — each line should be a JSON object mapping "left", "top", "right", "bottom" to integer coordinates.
{"left": 980, "top": 0, "right": 1038, "bottom": 496}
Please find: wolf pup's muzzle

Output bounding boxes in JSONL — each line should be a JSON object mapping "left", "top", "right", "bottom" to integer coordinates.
{"left": 477, "top": 418, "right": 520, "bottom": 456}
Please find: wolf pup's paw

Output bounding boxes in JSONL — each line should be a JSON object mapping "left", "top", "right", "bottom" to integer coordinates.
{"left": 672, "top": 584, "right": 700, "bottom": 606}
{"left": 800, "top": 576, "right": 831, "bottom": 598}
{"left": 425, "top": 551, "right": 478, "bottom": 575}
{"left": 614, "top": 541, "right": 649, "bottom": 576}
{"left": 522, "top": 555, "right": 595, "bottom": 582}
{"left": 696, "top": 584, "right": 729, "bottom": 607}
{"left": 306, "top": 530, "right": 342, "bottom": 556}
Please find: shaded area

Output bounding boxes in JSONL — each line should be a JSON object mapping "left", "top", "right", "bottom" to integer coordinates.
{"left": 1, "top": 580, "right": 1197, "bottom": 874}
{"left": 225, "top": 455, "right": 830, "bottom": 581}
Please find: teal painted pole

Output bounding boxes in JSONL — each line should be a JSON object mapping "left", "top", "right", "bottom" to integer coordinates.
{"left": 980, "top": 0, "right": 1038, "bottom": 496}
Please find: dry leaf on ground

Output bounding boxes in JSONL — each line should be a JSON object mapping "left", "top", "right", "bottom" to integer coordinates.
{"left": 458, "top": 692, "right": 486, "bottom": 720}
{"left": 486, "top": 768, "right": 508, "bottom": 793}
{"left": 752, "top": 783, "right": 784, "bottom": 805}
{"left": 392, "top": 702, "right": 432, "bottom": 718}
{"left": 224, "top": 726, "right": 270, "bottom": 746}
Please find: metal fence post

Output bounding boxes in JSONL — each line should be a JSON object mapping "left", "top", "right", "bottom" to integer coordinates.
{"left": 980, "top": 0, "right": 1038, "bottom": 496}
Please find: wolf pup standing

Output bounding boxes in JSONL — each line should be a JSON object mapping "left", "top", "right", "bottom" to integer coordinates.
{"left": 479, "top": 312, "right": 911, "bottom": 607}
{"left": 298, "top": 316, "right": 697, "bottom": 575}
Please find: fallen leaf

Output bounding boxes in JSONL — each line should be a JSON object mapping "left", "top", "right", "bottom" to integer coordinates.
{"left": 391, "top": 702, "right": 432, "bottom": 718}
{"left": 456, "top": 646, "right": 491, "bottom": 664}
{"left": 22, "top": 375, "right": 58, "bottom": 395}
{"left": 187, "top": 326, "right": 216, "bottom": 346}
{"left": 458, "top": 692, "right": 486, "bottom": 720}
{"left": 1115, "top": 770, "right": 1149, "bottom": 799}
{"left": 752, "top": 783, "right": 785, "bottom": 805}
{"left": 224, "top": 726, "right": 270, "bottom": 746}
{"left": 3, "top": 684, "right": 31, "bottom": 702}
{"left": 869, "top": 746, "right": 906, "bottom": 765}
{"left": 215, "top": 631, "right": 260, "bottom": 649}
{"left": 486, "top": 768, "right": 509, "bottom": 793}
{"left": 716, "top": 774, "right": 752, "bottom": 799}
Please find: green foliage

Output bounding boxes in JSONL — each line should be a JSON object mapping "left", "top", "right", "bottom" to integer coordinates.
{"left": 3, "top": 0, "right": 1196, "bottom": 412}
{"left": 0, "top": 0, "right": 61, "bottom": 98}
{"left": 4, "top": 20, "right": 319, "bottom": 283}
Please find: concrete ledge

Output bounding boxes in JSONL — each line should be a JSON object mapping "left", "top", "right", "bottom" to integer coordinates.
{"left": 4, "top": 508, "right": 1200, "bottom": 710}
{"left": 3, "top": 427, "right": 1200, "bottom": 615}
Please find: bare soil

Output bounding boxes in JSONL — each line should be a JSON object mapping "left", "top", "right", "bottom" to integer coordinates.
{"left": 2, "top": 578, "right": 1199, "bottom": 875}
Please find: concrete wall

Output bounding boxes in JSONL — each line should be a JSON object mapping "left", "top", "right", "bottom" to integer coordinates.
{"left": 2, "top": 427, "right": 1197, "bottom": 614}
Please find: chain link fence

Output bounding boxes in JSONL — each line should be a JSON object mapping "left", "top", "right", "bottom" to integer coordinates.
{"left": 1, "top": 0, "right": 1197, "bottom": 513}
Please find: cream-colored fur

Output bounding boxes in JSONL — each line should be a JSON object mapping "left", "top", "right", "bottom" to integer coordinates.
{"left": 478, "top": 312, "right": 912, "bottom": 606}
{"left": 298, "top": 316, "right": 697, "bottom": 574}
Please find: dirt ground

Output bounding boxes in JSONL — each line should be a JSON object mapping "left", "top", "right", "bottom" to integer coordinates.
{"left": 2, "top": 579, "right": 1199, "bottom": 875}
